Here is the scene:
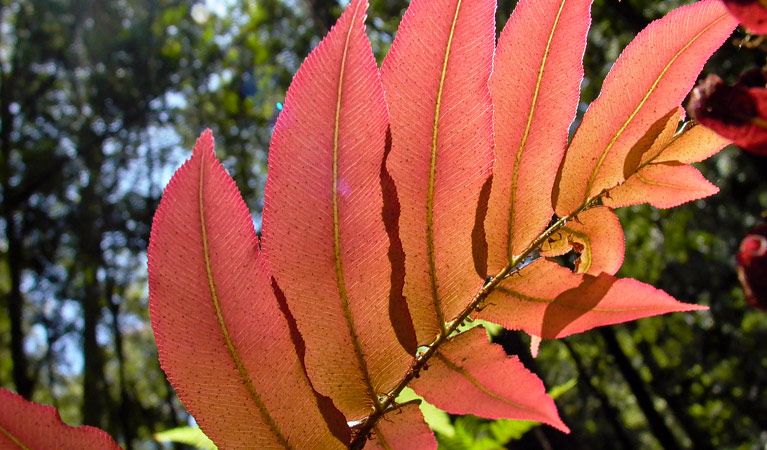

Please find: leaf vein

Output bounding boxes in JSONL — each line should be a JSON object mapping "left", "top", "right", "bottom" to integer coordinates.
{"left": 585, "top": 13, "right": 729, "bottom": 198}
{"left": 198, "top": 157, "right": 290, "bottom": 448}
{"left": 507, "top": 0, "right": 568, "bottom": 262}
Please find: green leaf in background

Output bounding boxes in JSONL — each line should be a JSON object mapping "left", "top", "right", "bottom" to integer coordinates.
{"left": 397, "top": 387, "right": 455, "bottom": 437}
{"left": 153, "top": 426, "right": 217, "bottom": 450}
{"left": 548, "top": 377, "right": 577, "bottom": 400}
{"left": 453, "top": 319, "right": 504, "bottom": 338}
{"left": 433, "top": 377, "right": 578, "bottom": 448}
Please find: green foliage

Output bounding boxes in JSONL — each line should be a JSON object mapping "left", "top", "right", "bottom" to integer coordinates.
{"left": 154, "top": 426, "right": 217, "bottom": 450}
{"left": 398, "top": 380, "right": 577, "bottom": 449}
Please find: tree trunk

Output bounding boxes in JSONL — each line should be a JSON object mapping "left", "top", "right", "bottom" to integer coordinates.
{"left": 599, "top": 327, "right": 682, "bottom": 450}
{"left": 562, "top": 338, "right": 635, "bottom": 449}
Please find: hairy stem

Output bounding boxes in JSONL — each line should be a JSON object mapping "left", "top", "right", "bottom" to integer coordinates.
{"left": 349, "top": 196, "right": 603, "bottom": 449}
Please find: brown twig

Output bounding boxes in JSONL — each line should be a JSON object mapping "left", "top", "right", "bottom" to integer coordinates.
{"left": 348, "top": 195, "right": 603, "bottom": 449}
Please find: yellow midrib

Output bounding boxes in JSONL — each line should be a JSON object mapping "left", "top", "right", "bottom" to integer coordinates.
{"left": 584, "top": 13, "right": 728, "bottom": 199}
{"left": 497, "top": 284, "right": 675, "bottom": 313}
{"left": 331, "top": 0, "right": 380, "bottom": 410}
{"left": 636, "top": 171, "right": 684, "bottom": 190}
{"left": 371, "top": 425, "right": 393, "bottom": 450}
{"left": 197, "top": 156, "right": 291, "bottom": 448}
{"left": 435, "top": 352, "right": 538, "bottom": 412}
{"left": 427, "top": 0, "right": 463, "bottom": 332}
{"left": 0, "top": 423, "right": 31, "bottom": 450}
{"left": 507, "top": 0, "right": 568, "bottom": 263}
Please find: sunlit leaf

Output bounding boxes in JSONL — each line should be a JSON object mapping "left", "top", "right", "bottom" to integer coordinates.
{"left": 0, "top": 388, "right": 121, "bottom": 450}
{"left": 486, "top": 0, "right": 591, "bottom": 273}
{"left": 555, "top": 0, "right": 737, "bottom": 215}
{"left": 381, "top": 0, "right": 495, "bottom": 345}
{"left": 478, "top": 259, "right": 707, "bottom": 339}
{"left": 365, "top": 403, "right": 437, "bottom": 450}
{"left": 154, "top": 426, "right": 217, "bottom": 450}
{"left": 605, "top": 118, "right": 731, "bottom": 209}
{"left": 148, "top": 131, "right": 348, "bottom": 448}
{"left": 261, "top": 0, "right": 412, "bottom": 420}
{"left": 540, "top": 206, "right": 624, "bottom": 275}
{"left": 411, "top": 327, "right": 568, "bottom": 432}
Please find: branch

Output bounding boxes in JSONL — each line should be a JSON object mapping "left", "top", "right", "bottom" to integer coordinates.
{"left": 349, "top": 195, "right": 604, "bottom": 449}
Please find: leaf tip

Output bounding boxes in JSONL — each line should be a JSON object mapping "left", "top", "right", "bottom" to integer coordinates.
{"left": 194, "top": 129, "right": 216, "bottom": 156}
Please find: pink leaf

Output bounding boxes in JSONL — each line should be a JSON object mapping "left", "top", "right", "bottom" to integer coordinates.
{"left": 478, "top": 259, "right": 706, "bottom": 339}
{"left": 148, "top": 131, "right": 348, "bottom": 448}
{"left": 261, "top": 0, "right": 412, "bottom": 420}
{"left": 486, "top": 0, "right": 591, "bottom": 273}
{"left": 540, "top": 206, "right": 625, "bottom": 275}
{"left": 381, "top": 0, "right": 495, "bottom": 345}
{"left": 555, "top": 0, "right": 737, "bottom": 216}
{"left": 411, "top": 327, "right": 568, "bottom": 432}
{"left": 365, "top": 403, "right": 437, "bottom": 450}
{"left": 0, "top": 388, "right": 121, "bottom": 450}
{"left": 652, "top": 122, "right": 731, "bottom": 164}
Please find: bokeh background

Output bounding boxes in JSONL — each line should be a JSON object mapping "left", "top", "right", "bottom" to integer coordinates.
{"left": 1, "top": 0, "right": 765, "bottom": 448}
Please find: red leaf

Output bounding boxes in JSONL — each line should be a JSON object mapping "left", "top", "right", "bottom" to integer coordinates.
{"left": 722, "top": 0, "right": 767, "bottom": 34}
{"left": 689, "top": 72, "right": 767, "bottom": 155}
{"left": 555, "top": 0, "right": 737, "bottom": 216}
{"left": 381, "top": 0, "right": 495, "bottom": 345}
{"left": 737, "top": 223, "right": 767, "bottom": 310}
{"left": 411, "top": 327, "right": 568, "bottom": 432}
{"left": 485, "top": 0, "right": 591, "bottom": 274}
{"left": 261, "top": 0, "right": 411, "bottom": 420}
{"left": 540, "top": 206, "right": 624, "bottom": 275}
{"left": 148, "top": 131, "right": 348, "bottom": 448}
{"left": 478, "top": 259, "right": 706, "bottom": 339}
{"left": 0, "top": 388, "right": 121, "bottom": 450}
{"left": 365, "top": 403, "right": 437, "bottom": 450}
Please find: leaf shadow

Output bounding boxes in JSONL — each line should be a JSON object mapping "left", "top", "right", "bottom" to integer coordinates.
{"left": 472, "top": 174, "right": 492, "bottom": 279}
{"left": 271, "top": 277, "right": 352, "bottom": 444}
{"left": 540, "top": 272, "right": 616, "bottom": 339}
{"left": 381, "top": 126, "right": 419, "bottom": 356}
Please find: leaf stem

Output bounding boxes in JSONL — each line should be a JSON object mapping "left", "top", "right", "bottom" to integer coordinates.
{"left": 348, "top": 196, "right": 603, "bottom": 449}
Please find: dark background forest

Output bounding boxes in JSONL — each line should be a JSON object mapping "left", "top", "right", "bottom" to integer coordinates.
{"left": 0, "top": 0, "right": 765, "bottom": 448}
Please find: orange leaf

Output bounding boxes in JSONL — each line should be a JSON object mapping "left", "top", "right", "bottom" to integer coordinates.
{"left": 554, "top": 0, "right": 737, "bottom": 216}
{"left": 540, "top": 206, "right": 624, "bottom": 275}
{"left": 366, "top": 403, "right": 437, "bottom": 450}
{"left": 605, "top": 120, "right": 729, "bottom": 209}
{"left": 486, "top": 0, "right": 591, "bottom": 273}
{"left": 0, "top": 388, "right": 121, "bottom": 450}
{"left": 623, "top": 107, "right": 685, "bottom": 177}
{"left": 381, "top": 0, "right": 495, "bottom": 345}
{"left": 411, "top": 327, "right": 568, "bottom": 432}
{"left": 653, "top": 122, "right": 731, "bottom": 164}
{"left": 604, "top": 163, "right": 719, "bottom": 209}
{"left": 478, "top": 259, "right": 706, "bottom": 339}
{"left": 148, "top": 131, "right": 348, "bottom": 448}
{"left": 261, "top": 0, "right": 412, "bottom": 420}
